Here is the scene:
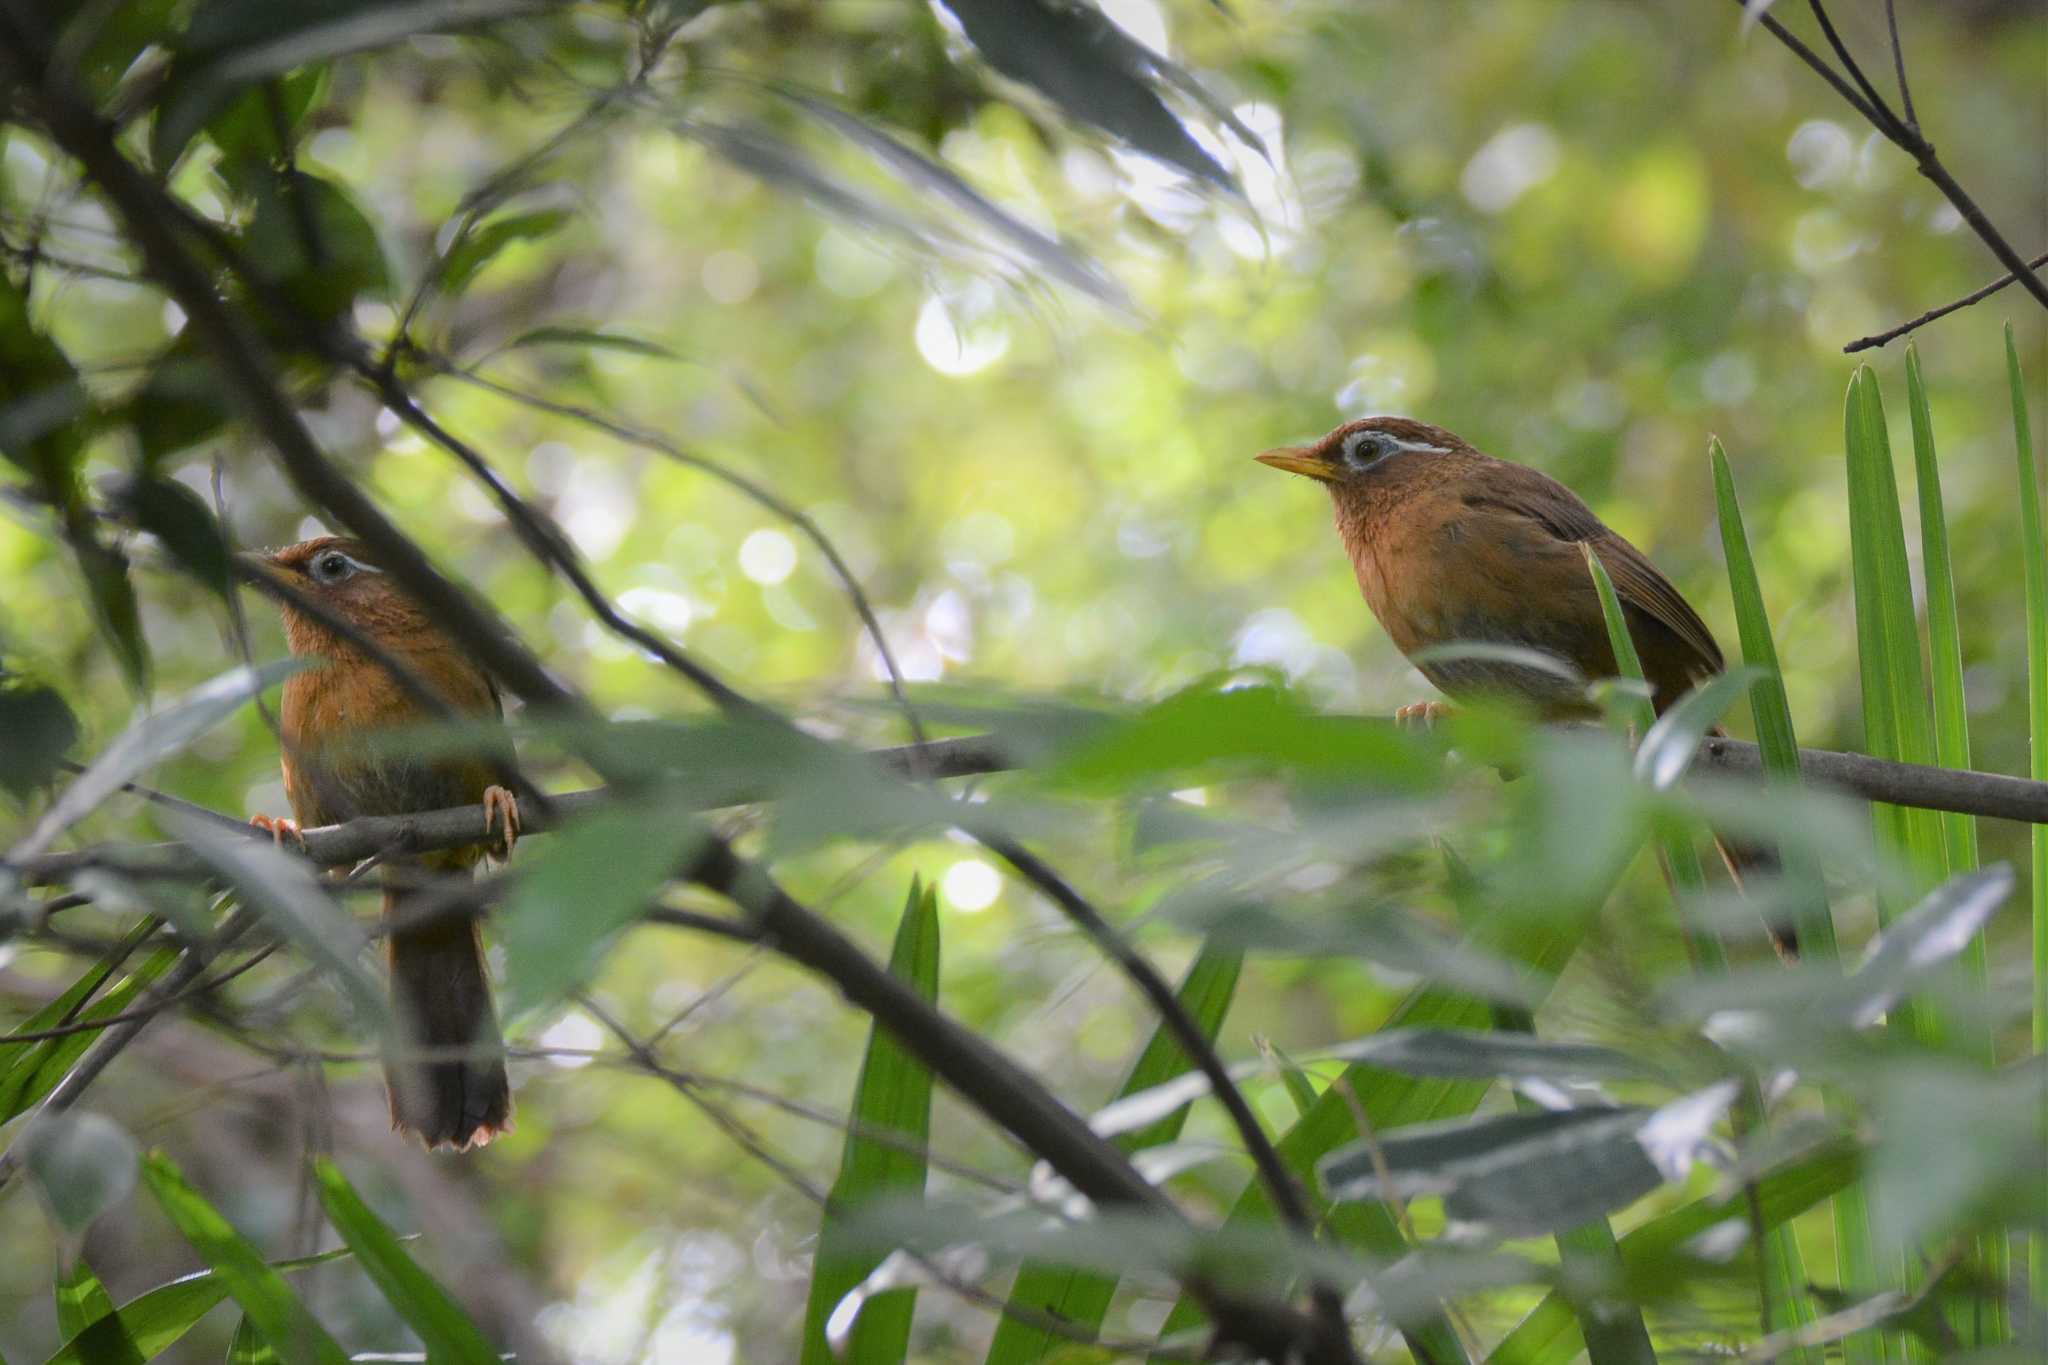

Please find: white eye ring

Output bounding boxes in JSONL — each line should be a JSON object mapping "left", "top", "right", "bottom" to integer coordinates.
{"left": 311, "top": 552, "right": 377, "bottom": 583}
{"left": 1341, "top": 431, "right": 1388, "bottom": 465}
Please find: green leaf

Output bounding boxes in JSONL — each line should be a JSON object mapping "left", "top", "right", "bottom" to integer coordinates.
{"left": 231, "top": 166, "right": 391, "bottom": 321}
{"left": 7, "top": 659, "right": 304, "bottom": 864}
{"left": 138, "top": 1152, "right": 348, "bottom": 1365}
{"left": 1635, "top": 667, "right": 1762, "bottom": 790}
{"left": 41, "top": 1248, "right": 359, "bottom": 1365}
{"left": 166, "top": 812, "right": 386, "bottom": 1028}
{"left": 202, "top": 68, "right": 328, "bottom": 165}
{"left": 1044, "top": 682, "right": 1435, "bottom": 792}
{"left": 109, "top": 475, "right": 233, "bottom": 595}
{"left": 500, "top": 802, "right": 707, "bottom": 1018}
{"left": 985, "top": 944, "right": 1240, "bottom": 1365}
{"left": 1149, "top": 908, "right": 1583, "bottom": 1362}
{"left": 934, "top": 0, "right": 1236, "bottom": 189}
{"left": 0, "top": 942, "right": 180, "bottom": 1125}
{"left": 500, "top": 326, "right": 679, "bottom": 359}
{"left": 22, "top": 1112, "right": 141, "bottom": 1239}
{"left": 435, "top": 209, "right": 571, "bottom": 299}
{"left": 802, "top": 877, "right": 939, "bottom": 1365}
{"left": 1491, "top": 1142, "right": 1859, "bottom": 1363}
{"left": 312, "top": 1161, "right": 498, "bottom": 1364}
{"left": 1711, "top": 438, "right": 1837, "bottom": 957}
{"left": 153, "top": 0, "right": 550, "bottom": 168}
{"left": 0, "top": 674, "right": 80, "bottom": 802}
{"left": 1844, "top": 366, "right": 1948, "bottom": 893}
{"left": 225, "top": 1317, "right": 278, "bottom": 1365}
{"left": 54, "top": 1256, "right": 119, "bottom": 1342}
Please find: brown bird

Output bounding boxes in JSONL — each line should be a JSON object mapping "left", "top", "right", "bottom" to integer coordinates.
{"left": 1256, "top": 416, "right": 1789, "bottom": 948}
{"left": 251, "top": 536, "right": 518, "bottom": 1149}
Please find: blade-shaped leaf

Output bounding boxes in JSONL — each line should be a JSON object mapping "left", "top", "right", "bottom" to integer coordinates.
{"left": 804, "top": 878, "right": 939, "bottom": 1365}
{"left": 985, "top": 944, "right": 1240, "bottom": 1365}
{"left": 1845, "top": 865, "right": 2014, "bottom": 1028}
{"left": 41, "top": 1248, "right": 359, "bottom": 1365}
{"left": 9, "top": 661, "right": 303, "bottom": 863}
{"left": 0, "top": 942, "right": 180, "bottom": 1125}
{"left": 935, "top": 0, "right": 1235, "bottom": 189}
{"left": 138, "top": 1153, "right": 348, "bottom": 1365}
{"left": 499, "top": 802, "right": 707, "bottom": 1018}
{"left": 312, "top": 1160, "right": 497, "bottom": 1364}
{"left": 1636, "top": 668, "right": 1763, "bottom": 791}
{"left": 165, "top": 812, "right": 385, "bottom": 1027}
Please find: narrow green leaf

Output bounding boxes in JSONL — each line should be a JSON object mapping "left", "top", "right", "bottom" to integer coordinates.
{"left": 1150, "top": 912, "right": 1582, "bottom": 1362}
{"left": 436, "top": 209, "right": 570, "bottom": 298}
{"left": 986, "top": 945, "right": 1243, "bottom": 1365}
{"left": 801, "top": 877, "right": 939, "bottom": 1365}
{"left": 138, "top": 1152, "right": 348, "bottom": 1365}
{"left": 41, "top": 1249, "right": 358, "bottom": 1365}
{"left": 54, "top": 1257, "right": 120, "bottom": 1342}
{"left": 1845, "top": 367, "right": 1949, "bottom": 892}
{"left": 8, "top": 659, "right": 305, "bottom": 863}
{"left": 2006, "top": 323, "right": 2048, "bottom": 1306}
{"left": 0, "top": 944, "right": 180, "bottom": 1125}
{"left": 1491, "top": 1143, "right": 1858, "bottom": 1364}
{"left": 225, "top": 1317, "right": 278, "bottom": 1365}
{"left": 312, "top": 1160, "right": 497, "bottom": 1364}
{"left": 1903, "top": 346, "right": 1981, "bottom": 881}
{"left": 500, "top": 803, "right": 706, "bottom": 1018}
{"left": 1711, "top": 439, "right": 1837, "bottom": 957}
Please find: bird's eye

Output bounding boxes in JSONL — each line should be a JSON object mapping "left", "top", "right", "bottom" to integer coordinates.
{"left": 1341, "top": 431, "right": 1390, "bottom": 466}
{"left": 312, "top": 553, "right": 353, "bottom": 583}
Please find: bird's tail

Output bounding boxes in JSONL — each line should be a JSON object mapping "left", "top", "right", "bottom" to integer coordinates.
{"left": 1706, "top": 726, "right": 1798, "bottom": 961}
{"left": 383, "top": 880, "right": 511, "bottom": 1151}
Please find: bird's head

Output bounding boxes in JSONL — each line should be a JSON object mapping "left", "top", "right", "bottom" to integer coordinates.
{"left": 1253, "top": 416, "right": 1469, "bottom": 489}
{"left": 243, "top": 537, "right": 428, "bottom": 654}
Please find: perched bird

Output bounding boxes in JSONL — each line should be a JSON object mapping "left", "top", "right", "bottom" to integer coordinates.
{"left": 250, "top": 536, "right": 518, "bottom": 1149}
{"left": 1256, "top": 416, "right": 1789, "bottom": 949}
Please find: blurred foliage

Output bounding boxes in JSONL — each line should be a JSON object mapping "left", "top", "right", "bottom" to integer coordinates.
{"left": 1, "top": 0, "right": 2044, "bottom": 1362}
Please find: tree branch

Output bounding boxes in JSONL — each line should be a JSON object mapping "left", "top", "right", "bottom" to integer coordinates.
{"left": 1844, "top": 249, "right": 2048, "bottom": 353}
{"left": 1731, "top": 0, "right": 2048, "bottom": 313}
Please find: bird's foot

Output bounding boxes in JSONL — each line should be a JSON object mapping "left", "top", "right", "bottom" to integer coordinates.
{"left": 250, "top": 813, "right": 305, "bottom": 850}
{"left": 482, "top": 785, "right": 521, "bottom": 859}
{"left": 1395, "top": 700, "right": 1455, "bottom": 732}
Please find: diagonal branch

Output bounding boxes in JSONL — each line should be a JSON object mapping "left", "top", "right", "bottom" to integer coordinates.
{"left": 1844, "top": 249, "right": 2048, "bottom": 353}
{"left": 1730, "top": 0, "right": 2048, "bottom": 313}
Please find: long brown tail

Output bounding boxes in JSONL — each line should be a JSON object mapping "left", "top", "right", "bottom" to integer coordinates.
{"left": 383, "top": 886, "right": 511, "bottom": 1150}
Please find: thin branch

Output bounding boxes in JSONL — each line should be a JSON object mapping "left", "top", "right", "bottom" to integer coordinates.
{"left": 966, "top": 824, "right": 1356, "bottom": 1350}
{"left": 1844, "top": 249, "right": 2048, "bottom": 353}
{"left": 18, "top": 725, "right": 2048, "bottom": 892}
{"left": 1730, "top": 0, "right": 2048, "bottom": 312}
{"left": 1803, "top": 0, "right": 1901, "bottom": 134}
{"left": 419, "top": 352, "right": 932, "bottom": 759}
{"left": 0, "top": 909, "right": 253, "bottom": 1195}
{"left": 1880, "top": 0, "right": 1916, "bottom": 131}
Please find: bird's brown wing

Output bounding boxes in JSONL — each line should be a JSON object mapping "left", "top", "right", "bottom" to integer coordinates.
{"left": 1461, "top": 464, "right": 1723, "bottom": 679}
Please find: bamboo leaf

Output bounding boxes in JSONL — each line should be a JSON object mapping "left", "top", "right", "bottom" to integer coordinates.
{"left": 40, "top": 1248, "right": 359, "bottom": 1365}
{"left": 804, "top": 877, "right": 940, "bottom": 1365}
{"left": 985, "top": 944, "right": 1241, "bottom": 1365}
{"left": 137, "top": 1153, "right": 348, "bottom": 1365}
{"left": 311, "top": 1160, "right": 498, "bottom": 1364}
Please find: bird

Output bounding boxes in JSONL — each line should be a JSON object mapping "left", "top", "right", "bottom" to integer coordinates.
{"left": 1255, "top": 415, "right": 1790, "bottom": 951}
{"left": 248, "top": 536, "right": 518, "bottom": 1150}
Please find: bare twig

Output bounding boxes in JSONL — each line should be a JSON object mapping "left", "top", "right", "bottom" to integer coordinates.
{"left": 1844, "top": 249, "right": 2048, "bottom": 353}
{"left": 1880, "top": 0, "right": 1916, "bottom": 131}
{"left": 1731, "top": 0, "right": 2048, "bottom": 313}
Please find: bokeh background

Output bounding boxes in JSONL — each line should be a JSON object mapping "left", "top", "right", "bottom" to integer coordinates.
{"left": 3, "top": 0, "right": 2045, "bottom": 1359}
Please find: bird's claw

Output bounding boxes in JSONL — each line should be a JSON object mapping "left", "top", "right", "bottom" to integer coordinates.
{"left": 1395, "top": 700, "right": 1454, "bottom": 732}
{"left": 250, "top": 813, "right": 306, "bottom": 850}
{"left": 482, "top": 786, "right": 520, "bottom": 859}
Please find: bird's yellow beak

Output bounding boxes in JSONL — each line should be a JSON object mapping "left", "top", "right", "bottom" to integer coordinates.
{"left": 1254, "top": 447, "right": 1339, "bottom": 483}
